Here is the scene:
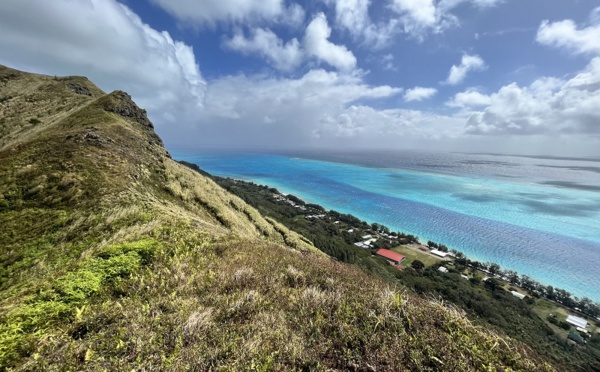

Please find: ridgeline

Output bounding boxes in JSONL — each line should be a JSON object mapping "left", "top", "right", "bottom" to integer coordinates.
{"left": 0, "top": 65, "right": 556, "bottom": 370}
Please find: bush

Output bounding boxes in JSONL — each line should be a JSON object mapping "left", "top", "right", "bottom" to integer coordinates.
{"left": 558, "top": 321, "right": 571, "bottom": 330}
{"left": 411, "top": 260, "right": 425, "bottom": 271}
{"left": 28, "top": 118, "right": 41, "bottom": 125}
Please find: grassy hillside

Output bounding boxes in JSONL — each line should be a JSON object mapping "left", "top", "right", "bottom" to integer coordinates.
{"left": 0, "top": 65, "right": 555, "bottom": 370}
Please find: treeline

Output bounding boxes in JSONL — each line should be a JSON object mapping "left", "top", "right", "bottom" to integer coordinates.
{"left": 461, "top": 257, "right": 600, "bottom": 318}
{"left": 424, "top": 238, "right": 600, "bottom": 319}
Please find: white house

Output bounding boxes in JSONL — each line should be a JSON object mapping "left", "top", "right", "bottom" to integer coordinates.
{"left": 566, "top": 315, "right": 588, "bottom": 328}
{"left": 430, "top": 249, "right": 448, "bottom": 258}
{"left": 511, "top": 291, "right": 526, "bottom": 300}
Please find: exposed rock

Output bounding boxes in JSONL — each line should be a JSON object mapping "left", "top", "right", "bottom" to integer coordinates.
{"left": 67, "top": 82, "right": 92, "bottom": 96}
{"left": 103, "top": 91, "right": 154, "bottom": 129}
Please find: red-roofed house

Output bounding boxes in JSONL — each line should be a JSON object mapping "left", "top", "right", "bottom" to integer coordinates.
{"left": 375, "top": 249, "right": 406, "bottom": 265}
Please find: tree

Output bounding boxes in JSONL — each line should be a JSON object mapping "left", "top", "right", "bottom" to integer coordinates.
{"left": 506, "top": 270, "right": 519, "bottom": 285}
{"left": 469, "top": 276, "right": 481, "bottom": 286}
{"left": 484, "top": 278, "right": 502, "bottom": 292}
{"left": 411, "top": 260, "right": 425, "bottom": 271}
{"left": 454, "top": 252, "right": 467, "bottom": 266}
{"left": 488, "top": 263, "right": 500, "bottom": 276}
{"left": 545, "top": 285, "right": 555, "bottom": 301}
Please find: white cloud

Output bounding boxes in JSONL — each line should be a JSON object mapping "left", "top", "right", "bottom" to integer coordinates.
{"left": 536, "top": 8, "right": 600, "bottom": 56}
{"left": 149, "top": 0, "right": 285, "bottom": 26}
{"left": 390, "top": 0, "right": 437, "bottom": 29}
{"left": 382, "top": 54, "right": 397, "bottom": 71}
{"left": 304, "top": 13, "right": 357, "bottom": 71}
{"left": 326, "top": 0, "right": 399, "bottom": 48}
{"left": 316, "top": 105, "right": 465, "bottom": 144}
{"left": 447, "top": 89, "right": 491, "bottom": 107}
{"left": 437, "top": 0, "right": 503, "bottom": 11}
{"left": 404, "top": 86, "right": 437, "bottom": 102}
{"left": 282, "top": 3, "right": 306, "bottom": 28}
{"left": 0, "top": 0, "right": 205, "bottom": 139}
{"left": 224, "top": 28, "right": 303, "bottom": 71}
{"left": 445, "top": 54, "right": 486, "bottom": 85}
{"left": 224, "top": 13, "right": 357, "bottom": 72}
{"left": 465, "top": 58, "right": 600, "bottom": 135}
{"left": 389, "top": 0, "right": 501, "bottom": 38}
{"left": 195, "top": 69, "right": 403, "bottom": 148}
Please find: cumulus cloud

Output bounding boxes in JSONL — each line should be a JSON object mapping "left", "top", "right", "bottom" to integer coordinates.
{"left": 149, "top": 0, "right": 286, "bottom": 26}
{"left": 403, "top": 86, "right": 437, "bottom": 102}
{"left": 304, "top": 13, "right": 357, "bottom": 71}
{"left": 0, "top": 0, "right": 205, "bottom": 138}
{"left": 465, "top": 58, "right": 600, "bottom": 135}
{"left": 389, "top": 0, "right": 504, "bottom": 40}
{"left": 326, "top": 0, "right": 502, "bottom": 45}
{"left": 536, "top": 7, "right": 600, "bottom": 55}
{"left": 445, "top": 54, "right": 486, "bottom": 85}
{"left": 390, "top": 0, "right": 437, "bottom": 29}
{"left": 225, "top": 13, "right": 357, "bottom": 72}
{"left": 389, "top": 0, "right": 501, "bottom": 38}
{"left": 326, "top": 0, "right": 399, "bottom": 48}
{"left": 224, "top": 28, "right": 303, "bottom": 71}
{"left": 282, "top": 3, "right": 307, "bottom": 28}
{"left": 447, "top": 89, "right": 491, "bottom": 108}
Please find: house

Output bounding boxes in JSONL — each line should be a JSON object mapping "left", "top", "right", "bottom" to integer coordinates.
{"left": 362, "top": 234, "right": 372, "bottom": 240}
{"left": 577, "top": 327, "right": 589, "bottom": 334}
{"left": 566, "top": 315, "right": 588, "bottom": 329}
{"left": 375, "top": 249, "right": 405, "bottom": 265}
{"left": 430, "top": 249, "right": 448, "bottom": 258}
{"left": 511, "top": 291, "right": 526, "bottom": 300}
{"left": 438, "top": 266, "right": 448, "bottom": 273}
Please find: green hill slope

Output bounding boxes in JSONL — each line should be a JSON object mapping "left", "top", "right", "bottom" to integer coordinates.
{"left": 0, "top": 65, "right": 554, "bottom": 371}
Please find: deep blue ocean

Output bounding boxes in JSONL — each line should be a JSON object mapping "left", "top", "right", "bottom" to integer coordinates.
{"left": 175, "top": 149, "right": 600, "bottom": 301}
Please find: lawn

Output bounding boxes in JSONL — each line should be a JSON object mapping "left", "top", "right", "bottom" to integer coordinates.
{"left": 391, "top": 244, "right": 444, "bottom": 268}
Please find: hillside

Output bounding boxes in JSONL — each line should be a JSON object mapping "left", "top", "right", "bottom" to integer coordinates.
{"left": 0, "top": 65, "right": 554, "bottom": 371}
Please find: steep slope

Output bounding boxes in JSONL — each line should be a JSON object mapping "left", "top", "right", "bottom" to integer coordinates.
{"left": 0, "top": 65, "right": 554, "bottom": 371}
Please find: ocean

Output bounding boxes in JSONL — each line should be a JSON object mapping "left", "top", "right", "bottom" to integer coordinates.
{"left": 175, "top": 149, "right": 600, "bottom": 301}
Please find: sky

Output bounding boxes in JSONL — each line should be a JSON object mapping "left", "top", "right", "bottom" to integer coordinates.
{"left": 0, "top": 0, "right": 599, "bottom": 156}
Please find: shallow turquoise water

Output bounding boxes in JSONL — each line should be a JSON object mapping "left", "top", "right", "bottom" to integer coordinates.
{"left": 176, "top": 150, "right": 600, "bottom": 301}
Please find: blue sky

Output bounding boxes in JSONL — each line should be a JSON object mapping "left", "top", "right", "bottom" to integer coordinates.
{"left": 1, "top": 0, "right": 599, "bottom": 155}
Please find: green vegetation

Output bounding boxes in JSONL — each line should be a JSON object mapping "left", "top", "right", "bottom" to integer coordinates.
{"left": 0, "top": 64, "right": 559, "bottom": 370}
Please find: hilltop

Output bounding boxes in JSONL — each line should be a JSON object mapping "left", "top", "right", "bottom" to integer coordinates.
{"left": 0, "top": 65, "right": 554, "bottom": 370}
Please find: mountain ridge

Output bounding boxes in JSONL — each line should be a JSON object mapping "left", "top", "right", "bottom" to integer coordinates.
{"left": 0, "top": 64, "right": 554, "bottom": 371}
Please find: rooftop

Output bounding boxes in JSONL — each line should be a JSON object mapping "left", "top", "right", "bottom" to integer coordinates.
{"left": 566, "top": 315, "right": 588, "bottom": 329}
{"left": 375, "top": 249, "right": 405, "bottom": 264}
